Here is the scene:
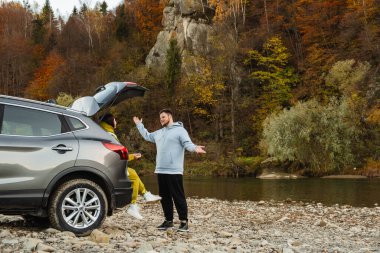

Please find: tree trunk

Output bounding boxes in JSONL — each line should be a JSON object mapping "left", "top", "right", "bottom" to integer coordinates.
{"left": 231, "top": 82, "right": 236, "bottom": 150}
{"left": 264, "top": 0, "right": 270, "bottom": 33}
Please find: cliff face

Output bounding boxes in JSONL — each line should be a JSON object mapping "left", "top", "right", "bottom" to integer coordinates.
{"left": 145, "top": 0, "right": 214, "bottom": 70}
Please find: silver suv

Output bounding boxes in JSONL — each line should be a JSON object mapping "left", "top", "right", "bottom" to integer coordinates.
{"left": 0, "top": 82, "right": 147, "bottom": 235}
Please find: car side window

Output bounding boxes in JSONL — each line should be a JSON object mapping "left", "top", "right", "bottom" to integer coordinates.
{"left": 1, "top": 105, "right": 63, "bottom": 136}
{"left": 66, "top": 116, "right": 86, "bottom": 131}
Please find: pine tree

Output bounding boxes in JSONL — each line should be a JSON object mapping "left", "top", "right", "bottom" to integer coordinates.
{"left": 100, "top": 1, "right": 108, "bottom": 16}
{"left": 165, "top": 38, "right": 181, "bottom": 97}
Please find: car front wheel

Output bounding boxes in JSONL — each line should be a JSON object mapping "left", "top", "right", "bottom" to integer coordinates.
{"left": 48, "top": 179, "right": 108, "bottom": 236}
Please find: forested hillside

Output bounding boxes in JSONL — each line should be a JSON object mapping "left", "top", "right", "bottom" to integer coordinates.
{"left": 0, "top": 0, "right": 379, "bottom": 176}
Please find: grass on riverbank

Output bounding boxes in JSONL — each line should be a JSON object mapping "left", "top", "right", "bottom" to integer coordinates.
{"left": 128, "top": 156, "right": 380, "bottom": 178}
{"left": 129, "top": 156, "right": 264, "bottom": 177}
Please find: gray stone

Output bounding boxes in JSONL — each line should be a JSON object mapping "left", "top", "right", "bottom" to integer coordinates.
{"left": 135, "top": 243, "right": 154, "bottom": 253}
{"left": 0, "top": 229, "right": 12, "bottom": 238}
{"left": 2, "top": 238, "right": 19, "bottom": 245}
{"left": 282, "top": 248, "right": 295, "bottom": 253}
{"left": 36, "top": 243, "right": 56, "bottom": 252}
{"left": 218, "top": 231, "right": 233, "bottom": 238}
{"left": 60, "top": 231, "right": 76, "bottom": 237}
{"left": 179, "top": 0, "right": 204, "bottom": 15}
{"left": 89, "top": 229, "right": 110, "bottom": 244}
{"left": 146, "top": 0, "right": 213, "bottom": 70}
{"left": 44, "top": 228, "right": 60, "bottom": 234}
{"left": 23, "top": 238, "right": 43, "bottom": 250}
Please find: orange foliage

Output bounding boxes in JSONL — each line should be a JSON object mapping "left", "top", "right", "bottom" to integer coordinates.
{"left": 294, "top": 0, "right": 347, "bottom": 95}
{"left": 128, "top": 0, "right": 165, "bottom": 45}
{"left": 25, "top": 53, "right": 64, "bottom": 100}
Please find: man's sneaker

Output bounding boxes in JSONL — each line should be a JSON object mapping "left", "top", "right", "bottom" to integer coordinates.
{"left": 127, "top": 204, "right": 143, "bottom": 219}
{"left": 177, "top": 221, "right": 189, "bottom": 232}
{"left": 143, "top": 191, "right": 161, "bottom": 203}
{"left": 157, "top": 220, "right": 174, "bottom": 230}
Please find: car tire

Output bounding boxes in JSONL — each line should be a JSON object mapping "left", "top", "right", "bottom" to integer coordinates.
{"left": 48, "top": 179, "right": 108, "bottom": 236}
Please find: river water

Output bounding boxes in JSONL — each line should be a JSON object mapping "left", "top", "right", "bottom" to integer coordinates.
{"left": 141, "top": 176, "right": 380, "bottom": 207}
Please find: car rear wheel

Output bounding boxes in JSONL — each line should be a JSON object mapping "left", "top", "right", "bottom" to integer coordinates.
{"left": 48, "top": 179, "right": 108, "bottom": 236}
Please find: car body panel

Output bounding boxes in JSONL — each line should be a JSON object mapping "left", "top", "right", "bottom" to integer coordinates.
{"left": 0, "top": 94, "right": 132, "bottom": 217}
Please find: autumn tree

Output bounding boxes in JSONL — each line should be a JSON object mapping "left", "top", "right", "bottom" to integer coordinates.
{"left": 25, "top": 52, "right": 64, "bottom": 100}
{"left": 294, "top": 0, "right": 347, "bottom": 96}
{"left": 177, "top": 56, "right": 224, "bottom": 138}
{"left": 0, "top": 2, "right": 35, "bottom": 96}
{"left": 126, "top": 0, "right": 165, "bottom": 46}
{"left": 340, "top": 0, "right": 380, "bottom": 64}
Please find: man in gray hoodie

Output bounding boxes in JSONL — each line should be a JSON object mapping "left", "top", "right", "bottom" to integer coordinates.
{"left": 133, "top": 108, "right": 206, "bottom": 232}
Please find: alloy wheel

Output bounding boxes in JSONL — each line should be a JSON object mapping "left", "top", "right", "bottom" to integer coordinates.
{"left": 61, "top": 188, "right": 101, "bottom": 229}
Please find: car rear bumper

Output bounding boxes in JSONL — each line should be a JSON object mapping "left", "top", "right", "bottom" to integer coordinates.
{"left": 113, "top": 178, "right": 132, "bottom": 208}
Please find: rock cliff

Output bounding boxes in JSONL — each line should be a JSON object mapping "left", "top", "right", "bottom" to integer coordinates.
{"left": 145, "top": 0, "right": 214, "bottom": 70}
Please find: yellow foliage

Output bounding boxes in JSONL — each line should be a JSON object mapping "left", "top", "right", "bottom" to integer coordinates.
{"left": 366, "top": 106, "right": 380, "bottom": 124}
{"left": 180, "top": 56, "right": 225, "bottom": 118}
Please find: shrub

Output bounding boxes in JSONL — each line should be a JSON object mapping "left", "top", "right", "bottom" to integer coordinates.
{"left": 262, "top": 98, "right": 359, "bottom": 174}
{"left": 55, "top": 92, "right": 76, "bottom": 106}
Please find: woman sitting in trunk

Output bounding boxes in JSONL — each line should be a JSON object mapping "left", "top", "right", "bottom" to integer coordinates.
{"left": 99, "top": 113, "right": 161, "bottom": 220}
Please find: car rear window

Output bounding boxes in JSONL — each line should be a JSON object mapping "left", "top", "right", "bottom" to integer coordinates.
{"left": 1, "top": 105, "right": 64, "bottom": 136}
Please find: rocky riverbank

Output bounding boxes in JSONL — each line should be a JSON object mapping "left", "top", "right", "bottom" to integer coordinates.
{"left": 0, "top": 198, "right": 379, "bottom": 252}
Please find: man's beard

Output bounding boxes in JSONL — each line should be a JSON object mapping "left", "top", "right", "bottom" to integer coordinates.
{"left": 161, "top": 121, "right": 169, "bottom": 127}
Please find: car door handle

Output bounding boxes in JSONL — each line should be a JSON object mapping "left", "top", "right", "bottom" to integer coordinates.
{"left": 52, "top": 145, "right": 73, "bottom": 152}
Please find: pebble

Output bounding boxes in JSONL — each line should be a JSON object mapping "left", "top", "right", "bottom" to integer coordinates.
{"left": 0, "top": 198, "right": 378, "bottom": 252}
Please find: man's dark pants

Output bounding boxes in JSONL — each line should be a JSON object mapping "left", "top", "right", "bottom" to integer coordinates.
{"left": 157, "top": 174, "right": 187, "bottom": 221}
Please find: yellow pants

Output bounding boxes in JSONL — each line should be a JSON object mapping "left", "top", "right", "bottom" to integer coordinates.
{"left": 127, "top": 167, "right": 147, "bottom": 204}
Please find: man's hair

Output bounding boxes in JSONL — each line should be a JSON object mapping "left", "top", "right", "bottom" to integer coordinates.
{"left": 159, "top": 108, "right": 173, "bottom": 116}
{"left": 100, "top": 113, "right": 116, "bottom": 128}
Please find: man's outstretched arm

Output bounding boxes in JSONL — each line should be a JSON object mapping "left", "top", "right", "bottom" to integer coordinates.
{"left": 133, "top": 116, "right": 156, "bottom": 143}
{"left": 195, "top": 145, "right": 206, "bottom": 153}
{"left": 179, "top": 129, "right": 206, "bottom": 154}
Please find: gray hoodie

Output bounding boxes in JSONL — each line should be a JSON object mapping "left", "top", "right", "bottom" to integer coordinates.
{"left": 136, "top": 121, "right": 197, "bottom": 174}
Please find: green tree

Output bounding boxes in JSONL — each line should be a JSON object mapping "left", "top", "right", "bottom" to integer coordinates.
{"left": 41, "top": 0, "right": 53, "bottom": 25}
{"left": 165, "top": 38, "right": 181, "bottom": 97}
{"left": 80, "top": 3, "right": 88, "bottom": 15}
{"left": 245, "top": 36, "right": 297, "bottom": 109}
{"left": 114, "top": 4, "right": 128, "bottom": 41}
{"left": 99, "top": 1, "right": 108, "bottom": 16}
{"left": 31, "top": 15, "right": 45, "bottom": 44}
{"left": 72, "top": 6, "right": 78, "bottom": 16}
{"left": 245, "top": 36, "right": 298, "bottom": 142}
